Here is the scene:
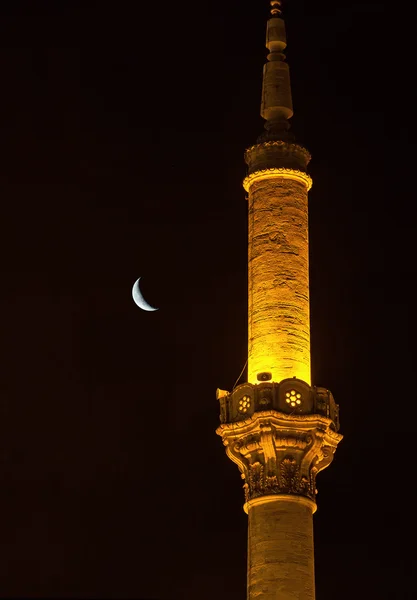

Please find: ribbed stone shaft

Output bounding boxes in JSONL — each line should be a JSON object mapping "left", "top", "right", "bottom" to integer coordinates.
{"left": 248, "top": 176, "right": 310, "bottom": 384}
{"left": 247, "top": 497, "right": 315, "bottom": 600}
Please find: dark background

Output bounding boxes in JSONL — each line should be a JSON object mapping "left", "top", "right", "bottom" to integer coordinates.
{"left": 0, "top": 1, "right": 413, "bottom": 599}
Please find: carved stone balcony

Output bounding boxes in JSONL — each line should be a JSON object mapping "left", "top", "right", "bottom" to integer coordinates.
{"left": 216, "top": 380, "right": 342, "bottom": 506}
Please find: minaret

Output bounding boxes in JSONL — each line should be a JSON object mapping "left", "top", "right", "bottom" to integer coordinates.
{"left": 216, "top": 2, "right": 342, "bottom": 599}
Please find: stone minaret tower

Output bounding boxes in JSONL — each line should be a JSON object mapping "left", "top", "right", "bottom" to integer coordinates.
{"left": 216, "top": 2, "right": 342, "bottom": 599}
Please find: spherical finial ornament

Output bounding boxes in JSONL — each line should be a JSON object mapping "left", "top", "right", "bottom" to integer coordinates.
{"left": 270, "top": 0, "right": 283, "bottom": 17}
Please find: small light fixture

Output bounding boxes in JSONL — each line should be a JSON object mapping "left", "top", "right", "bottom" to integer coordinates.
{"left": 257, "top": 372, "right": 272, "bottom": 382}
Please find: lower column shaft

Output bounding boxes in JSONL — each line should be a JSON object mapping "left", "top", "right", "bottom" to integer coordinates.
{"left": 247, "top": 497, "right": 315, "bottom": 600}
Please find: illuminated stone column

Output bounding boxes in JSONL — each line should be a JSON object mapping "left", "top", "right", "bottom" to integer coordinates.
{"left": 216, "top": 3, "right": 342, "bottom": 600}
{"left": 244, "top": 6, "right": 314, "bottom": 385}
{"left": 246, "top": 496, "right": 315, "bottom": 599}
{"left": 245, "top": 144, "right": 312, "bottom": 384}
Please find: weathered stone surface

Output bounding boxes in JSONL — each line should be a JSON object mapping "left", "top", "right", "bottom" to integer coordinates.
{"left": 248, "top": 177, "right": 310, "bottom": 384}
{"left": 216, "top": 403, "right": 342, "bottom": 600}
{"left": 215, "top": 10, "right": 342, "bottom": 597}
{"left": 247, "top": 497, "right": 315, "bottom": 600}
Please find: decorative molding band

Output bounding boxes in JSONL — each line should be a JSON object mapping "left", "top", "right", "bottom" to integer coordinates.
{"left": 243, "top": 168, "right": 313, "bottom": 192}
{"left": 217, "top": 407, "right": 341, "bottom": 438}
{"left": 244, "top": 141, "right": 311, "bottom": 164}
{"left": 244, "top": 494, "right": 317, "bottom": 515}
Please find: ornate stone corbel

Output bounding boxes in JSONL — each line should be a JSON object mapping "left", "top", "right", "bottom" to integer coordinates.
{"left": 217, "top": 407, "right": 342, "bottom": 505}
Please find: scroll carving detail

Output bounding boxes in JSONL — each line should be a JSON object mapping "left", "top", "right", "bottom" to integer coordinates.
{"left": 218, "top": 411, "right": 341, "bottom": 504}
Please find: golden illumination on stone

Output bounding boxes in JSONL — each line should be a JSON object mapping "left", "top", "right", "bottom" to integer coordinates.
{"left": 247, "top": 175, "right": 311, "bottom": 384}
{"left": 216, "top": 5, "right": 342, "bottom": 599}
{"left": 244, "top": 492, "right": 316, "bottom": 514}
{"left": 245, "top": 495, "right": 316, "bottom": 599}
{"left": 243, "top": 167, "right": 312, "bottom": 192}
{"left": 217, "top": 388, "right": 342, "bottom": 600}
{"left": 217, "top": 410, "right": 342, "bottom": 508}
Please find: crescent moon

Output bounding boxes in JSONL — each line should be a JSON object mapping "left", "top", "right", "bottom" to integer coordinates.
{"left": 132, "top": 278, "right": 158, "bottom": 312}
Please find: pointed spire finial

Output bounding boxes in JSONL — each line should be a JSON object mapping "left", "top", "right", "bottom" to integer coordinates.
{"left": 258, "top": 0, "right": 294, "bottom": 142}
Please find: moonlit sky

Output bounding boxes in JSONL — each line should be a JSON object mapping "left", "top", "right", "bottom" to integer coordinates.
{"left": 0, "top": 1, "right": 413, "bottom": 599}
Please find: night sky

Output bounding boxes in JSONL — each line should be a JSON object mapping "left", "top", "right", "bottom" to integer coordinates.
{"left": 0, "top": 1, "right": 413, "bottom": 599}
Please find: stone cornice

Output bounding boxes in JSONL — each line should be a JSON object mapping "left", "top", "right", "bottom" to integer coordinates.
{"left": 244, "top": 139, "right": 312, "bottom": 178}
{"left": 244, "top": 140, "right": 311, "bottom": 164}
{"left": 216, "top": 409, "right": 341, "bottom": 444}
{"left": 243, "top": 168, "right": 313, "bottom": 192}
